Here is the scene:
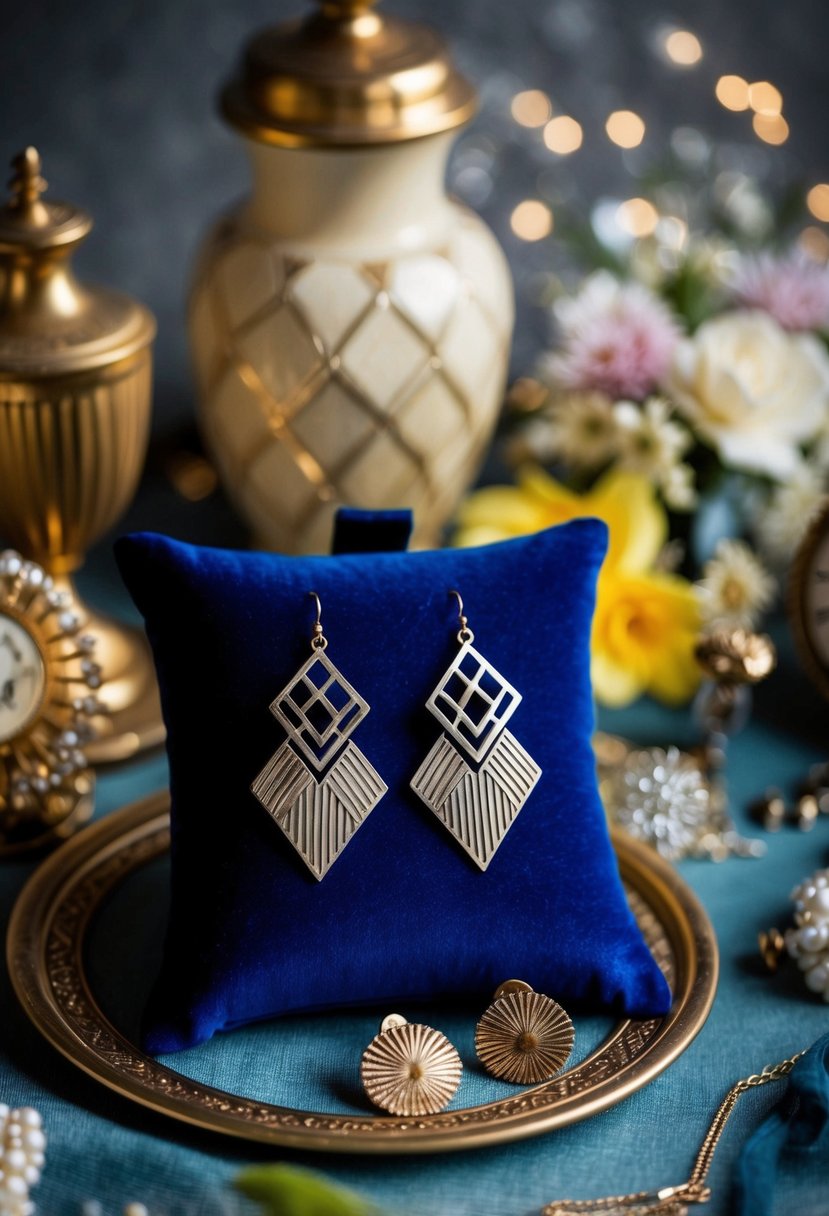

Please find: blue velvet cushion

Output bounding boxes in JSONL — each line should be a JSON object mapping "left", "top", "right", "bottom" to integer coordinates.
{"left": 116, "top": 517, "right": 670, "bottom": 1053}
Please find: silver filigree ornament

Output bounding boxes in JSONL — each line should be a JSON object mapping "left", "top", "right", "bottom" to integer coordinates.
{"left": 411, "top": 591, "right": 541, "bottom": 871}
{"left": 601, "top": 746, "right": 712, "bottom": 861}
{"left": 251, "top": 593, "right": 387, "bottom": 881}
{"left": 599, "top": 743, "right": 764, "bottom": 862}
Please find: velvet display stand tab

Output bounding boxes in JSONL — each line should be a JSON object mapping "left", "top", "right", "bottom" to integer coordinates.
{"left": 115, "top": 509, "right": 670, "bottom": 1053}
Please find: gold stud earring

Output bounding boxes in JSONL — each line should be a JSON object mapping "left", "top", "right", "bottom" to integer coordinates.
{"left": 475, "top": 980, "right": 574, "bottom": 1084}
{"left": 360, "top": 1014, "right": 462, "bottom": 1116}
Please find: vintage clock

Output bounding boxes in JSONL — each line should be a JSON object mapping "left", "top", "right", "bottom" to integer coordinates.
{"left": 0, "top": 549, "right": 105, "bottom": 854}
{"left": 789, "top": 497, "right": 829, "bottom": 701}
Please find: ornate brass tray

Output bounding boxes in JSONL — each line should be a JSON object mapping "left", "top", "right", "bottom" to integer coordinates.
{"left": 7, "top": 791, "right": 718, "bottom": 1154}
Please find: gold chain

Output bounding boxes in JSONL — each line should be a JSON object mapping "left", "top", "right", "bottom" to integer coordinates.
{"left": 542, "top": 1053, "right": 806, "bottom": 1216}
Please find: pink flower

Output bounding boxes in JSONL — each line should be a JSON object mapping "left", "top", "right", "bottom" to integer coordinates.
{"left": 733, "top": 253, "right": 829, "bottom": 332}
{"left": 544, "top": 272, "right": 681, "bottom": 401}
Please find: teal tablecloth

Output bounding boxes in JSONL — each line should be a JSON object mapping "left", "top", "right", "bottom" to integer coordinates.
{"left": 2, "top": 508, "right": 828, "bottom": 1216}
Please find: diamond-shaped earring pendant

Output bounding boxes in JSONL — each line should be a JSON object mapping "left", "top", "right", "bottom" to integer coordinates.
{"left": 411, "top": 590, "right": 541, "bottom": 871}
{"left": 251, "top": 592, "right": 387, "bottom": 880}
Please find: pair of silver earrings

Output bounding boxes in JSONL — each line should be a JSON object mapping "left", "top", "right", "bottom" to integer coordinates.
{"left": 251, "top": 590, "right": 542, "bottom": 880}
{"left": 360, "top": 980, "right": 575, "bottom": 1116}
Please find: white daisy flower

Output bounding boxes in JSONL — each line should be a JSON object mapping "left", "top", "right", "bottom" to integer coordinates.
{"left": 661, "top": 462, "right": 697, "bottom": 510}
{"left": 539, "top": 390, "right": 620, "bottom": 470}
{"left": 613, "top": 397, "right": 696, "bottom": 508}
{"left": 698, "top": 538, "right": 777, "bottom": 629}
{"left": 757, "top": 465, "right": 827, "bottom": 566}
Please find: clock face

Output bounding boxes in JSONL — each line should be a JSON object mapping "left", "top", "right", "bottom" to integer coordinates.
{"left": 0, "top": 613, "right": 46, "bottom": 745}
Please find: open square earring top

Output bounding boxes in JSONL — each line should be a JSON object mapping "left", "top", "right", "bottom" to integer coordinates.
{"left": 268, "top": 608, "right": 369, "bottom": 773}
{"left": 424, "top": 600, "right": 523, "bottom": 763}
{"left": 411, "top": 591, "right": 542, "bottom": 871}
{"left": 251, "top": 592, "right": 387, "bottom": 881}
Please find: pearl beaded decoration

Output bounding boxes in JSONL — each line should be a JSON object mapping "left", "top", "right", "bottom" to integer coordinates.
{"left": 784, "top": 868, "right": 829, "bottom": 1000}
{"left": 0, "top": 1105, "right": 46, "bottom": 1216}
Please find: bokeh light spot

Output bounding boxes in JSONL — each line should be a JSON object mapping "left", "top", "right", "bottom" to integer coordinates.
{"left": 616, "top": 198, "right": 659, "bottom": 237}
{"left": 748, "top": 81, "right": 783, "bottom": 116}
{"left": 511, "top": 90, "right": 552, "bottom": 128}
{"left": 752, "top": 112, "right": 789, "bottom": 145}
{"left": 605, "top": 110, "right": 646, "bottom": 148}
{"left": 543, "top": 116, "right": 583, "bottom": 154}
{"left": 510, "top": 200, "right": 554, "bottom": 241}
{"left": 807, "top": 184, "right": 829, "bottom": 223}
{"left": 800, "top": 227, "right": 829, "bottom": 262}
{"left": 657, "top": 216, "right": 688, "bottom": 250}
{"left": 715, "top": 75, "right": 750, "bottom": 111}
{"left": 664, "top": 30, "right": 702, "bottom": 65}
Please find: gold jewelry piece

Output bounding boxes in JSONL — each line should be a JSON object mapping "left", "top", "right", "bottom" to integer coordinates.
{"left": 758, "top": 927, "right": 785, "bottom": 973}
{"left": 542, "top": 1052, "right": 804, "bottom": 1215}
{"left": 793, "top": 792, "right": 819, "bottom": 831}
{"left": 0, "top": 550, "right": 105, "bottom": 855}
{"left": 0, "top": 148, "right": 160, "bottom": 766}
{"left": 410, "top": 590, "right": 541, "bottom": 871}
{"left": 360, "top": 1014, "right": 462, "bottom": 1116}
{"left": 251, "top": 592, "right": 387, "bottom": 880}
{"left": 475, "top": 980, "right": 574, "bottom": 1085}
{"left": 747, "top": 788, "right": 786, "bottom": 832}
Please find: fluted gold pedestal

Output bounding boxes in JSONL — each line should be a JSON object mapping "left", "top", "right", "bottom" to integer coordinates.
{"left": 0, "top": 148, "right": 160, "bottom": 766}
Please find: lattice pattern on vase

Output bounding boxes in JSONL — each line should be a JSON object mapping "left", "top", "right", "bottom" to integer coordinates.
{"left": 411, "top": 641, "right": 541, "bottom": 871}
{"left": 190, "top": 209, "right": 512, "bottom": 554}
{"left": 252, "top": 649, "right": 385, "bottom": 880}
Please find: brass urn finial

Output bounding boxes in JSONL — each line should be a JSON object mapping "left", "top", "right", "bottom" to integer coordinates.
{"left": 222, "top": 0, "right": 475, "bottom": 146}
{"left": 7, "top": 147, "right": 49, "bottom": 227}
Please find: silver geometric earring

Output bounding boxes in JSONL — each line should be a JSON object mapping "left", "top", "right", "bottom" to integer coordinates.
{"left": 251, "top": 591, "right": 387, "bottom": 881}
{"left": 410, "top": 590, "right": 542, "bottom": 871}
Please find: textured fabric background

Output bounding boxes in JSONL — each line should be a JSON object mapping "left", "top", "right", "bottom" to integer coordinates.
{"left": 2, "top": 0, "right": 827, "bottom": 434}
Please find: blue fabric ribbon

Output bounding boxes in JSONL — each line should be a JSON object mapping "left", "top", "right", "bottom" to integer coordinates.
{"left": 734, "top": 1033, "right": 829, "bottom": 1216}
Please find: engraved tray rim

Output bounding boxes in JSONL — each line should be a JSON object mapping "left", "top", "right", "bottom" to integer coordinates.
{"left": 6, "top": 790, "right": 718, "bottom": 1155}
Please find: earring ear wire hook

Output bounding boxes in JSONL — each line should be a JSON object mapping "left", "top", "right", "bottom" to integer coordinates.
{"left": 308, "top": 590, "right": 327, "bottom": 649}
{"left": 449, "top": 588, "right": 473, "bottom": 644}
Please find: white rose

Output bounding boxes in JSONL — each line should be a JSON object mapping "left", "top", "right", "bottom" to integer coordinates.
{"left": 666, "top": 310, "right": 829, "bottom": 480}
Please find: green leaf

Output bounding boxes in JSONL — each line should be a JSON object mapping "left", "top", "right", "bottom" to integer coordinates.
{"left": 235, "top": 1164, "right": 384, "bottom": 1216}
{"left": 661, "top": 260, "right": 721, "bottom": 332}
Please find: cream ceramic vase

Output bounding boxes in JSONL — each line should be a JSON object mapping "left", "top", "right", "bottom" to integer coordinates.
{"left": 188, "top": 0, "right": 513, "bottom": 554}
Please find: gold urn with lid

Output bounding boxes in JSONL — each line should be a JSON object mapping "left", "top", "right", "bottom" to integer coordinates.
{"left": 190, "top": 0, "right": 514, "bottom": 553}
{"left": 0, "top": 148, "right": 163, "bottom": 763}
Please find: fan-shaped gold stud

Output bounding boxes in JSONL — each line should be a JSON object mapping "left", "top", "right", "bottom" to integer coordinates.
{"left": 475, "top": 980, "right": 575, "bottom": 1085}
{"left": 360, "top": 1014, "right": 463, "bottom": 1116}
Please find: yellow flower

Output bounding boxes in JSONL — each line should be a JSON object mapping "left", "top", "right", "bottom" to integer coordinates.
{"left": 455, "top": 465, "right": 666, "bottom": 573}
{"left": 455, "top": 464, "right": 701, "bottom": 707}
{"left": 592, "top": 570, "right": 701, "bottom": 706}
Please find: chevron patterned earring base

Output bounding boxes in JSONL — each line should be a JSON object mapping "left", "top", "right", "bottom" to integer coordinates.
{"left": 251, "top": 632, "right": 386, "bottom": 881}
{"left": 411, "top": 729, "right": 541, "bottom": 871}
{"left": 252, "top": 739, "right": 386, "bottom": 881}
